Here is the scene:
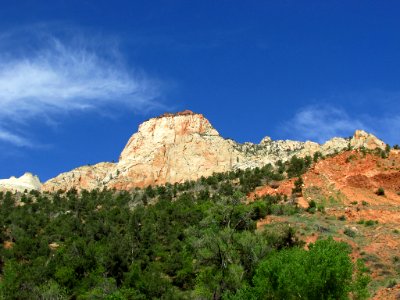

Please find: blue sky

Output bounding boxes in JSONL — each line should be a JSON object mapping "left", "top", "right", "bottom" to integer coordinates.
{"left": 0, "top": 1, "right": 399, "bottom": 181}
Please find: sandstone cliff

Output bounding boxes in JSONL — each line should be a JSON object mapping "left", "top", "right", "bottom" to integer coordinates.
{"left": 42, "top": 111, "right": 386, "bottom": 192}
{"left": 42, "top": 162, "right": 116, "bottom": 192}
{"left": 0, "top": 173, "right": 42, "bottom": 193}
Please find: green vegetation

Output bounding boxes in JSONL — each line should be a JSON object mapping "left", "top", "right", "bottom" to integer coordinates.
{"left": 387, "top": 279, "right": 397, "bottom": 288}
{"left": 1, "top": 187, "right": 282, "bottom": 299}
{"left": 231, "top": 238, "right": 369, "bottom": 299}
{"left": 0, "top": 155, "right": 371, "bottom": 299}
{"left": 291, "top": 176, "right": 303, "bottom": 196}
{"left": 313, "top": 151, "right": 323, "bottom": 162}
{"left": 307, "top": 200, "right": 317, "bottom": 214}
{"left": 346, "top": 154, "right": 357, "bottom": 163}
{"left": 376, "top": 187, "right": 385, "bottom": 196}
{"left": 286, "top": 155, "right": 312, "bottom": 178}
{"left": 344, "top": 228, "right": 356, "bottom": 238}
{"left": 0, "top": 186, "right": 363, "bottom": 299}
{"left": 385, "top": 144, "right": 391, "bottom": 154}
{"left": 357, "top": 219, "right": 378, "bottom": 227}
{"left": 364, "top": 220, "right": 378, "bottom": 227}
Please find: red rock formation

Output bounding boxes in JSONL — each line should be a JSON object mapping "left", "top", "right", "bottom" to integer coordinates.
{"left": 42, "top": 111, "right": 388, "bottom": 192}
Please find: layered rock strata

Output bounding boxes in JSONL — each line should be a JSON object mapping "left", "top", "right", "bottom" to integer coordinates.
{"left": 42, "top": 111, "right": 387, "bottom": 192}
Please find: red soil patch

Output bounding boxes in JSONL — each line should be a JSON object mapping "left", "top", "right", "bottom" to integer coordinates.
{"left": 346, "top": 174, "right": 374, "bottom": 189}
{"left": 252, "top": 178, "right": 296, "bottom": 198}
{"left": 252, "top": 150, "right": 400, "bottom": 298}
{"left": 253, "top": 150, "right": 400, "bottom": 208}
{"left": 303, "top": 234, "right": 319, "bottom": 249}
{"left": 373, "top": 284, "right": 400, "bottom": 300}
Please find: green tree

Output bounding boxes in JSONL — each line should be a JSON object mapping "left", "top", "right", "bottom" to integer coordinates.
{"left": 232, "top": 238, "right": 369, "bottom": 300}
{"left": 286, "top": 156, "right": 308, "bottom": 178}
{"left": 291, "top": 177, "right": 303, "bottom": 196}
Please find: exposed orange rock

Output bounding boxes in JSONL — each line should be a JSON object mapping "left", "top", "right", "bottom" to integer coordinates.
{"left": 253, "top": 149, "right": 400, "bottom": 298}
{"left": 254, "top": 150, "right": 400, "bottom": 210}
{"left": 42, "top": 111, "right": 388, "bottom": 192}
{"left": 43, "top": 162, "right": 116, "bottom": 192}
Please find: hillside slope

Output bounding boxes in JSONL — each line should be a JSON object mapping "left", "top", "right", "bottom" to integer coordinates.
{"left": 253, "top": 150, "right": 400, "bottom": 299}
{"left": 42, "top": 111, "right": 386, "bottom": 192}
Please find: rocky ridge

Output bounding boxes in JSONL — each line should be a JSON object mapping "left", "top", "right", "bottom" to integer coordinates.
{"left": 0, "top": 173, "right": 42, "bottom": 193}
{"left": 40, "top": 111, "right": 386, "bottom": 192}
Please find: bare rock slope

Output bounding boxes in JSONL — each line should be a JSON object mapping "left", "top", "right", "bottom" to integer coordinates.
{"left": 0, "top": 173, "right": 42, "bottom": 193}
{"left": 42, "top": 110, "right": 386, "bottom": 192}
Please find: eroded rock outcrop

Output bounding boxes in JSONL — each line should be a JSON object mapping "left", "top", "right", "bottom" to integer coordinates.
{"left": 110, "top": 112, "right": 235, "bottom": 189}
{"left": 42, "top": 111, "right": 387, "bottom": 192}
{"left": 0, "top": 173, "right": 42, "bottom": 192}
{"left": 351, "top": 130, "right": 386, "bottom": 149}
{"left": 43, "top": 162, "right": 116, "bottom": 192}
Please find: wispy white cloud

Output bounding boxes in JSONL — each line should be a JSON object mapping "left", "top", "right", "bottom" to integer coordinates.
{"left": 282, "top": 105, "right": 368, "bottom": 143}
{"left": 378, "top": 115, "right": 400, "bottom": 146}
{"left": 0, "top": 27, "right": 163, "bottom": 147}
{"left": 283, "top": 104, "right": 399, "bottom": 145}
{"left": 0, "top": 128, "right": 33, "bottom": 147}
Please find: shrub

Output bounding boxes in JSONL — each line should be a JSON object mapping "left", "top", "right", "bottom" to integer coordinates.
{"left": 344, "top": 228, "right": 356, "bottom": 238}
{"left": 307, "top": 200, "right": 316, "bottom": 214}
{"left": 346, "top": 154, "right": 357, "bottom": 163}
{"left": 338, "top": 215, "right": 346, "bottom": 221}
{"left": 364, "top": 220, "right": 376, "bottom": 226}
{"left": 376, "top": 187, "right": 385, "bottom": 196}
{"left": 282, "top": 204, "right": 299, "bottom": 216}
{"left": 232, "top": 238, "right": 369, "bottom": 299}
{"left": 316, "top": 204, "right": 325, "bottom": 213}
{"left": 286, "top": 156, "right": 309, "bottom": 178}
{"left": 387, "top": 279, "right": 397, "bottom": 288}
{"left": 291, "top": 177, "right": 303, "bottom": 196}
{"left": 250, "top": 201, "right": 267, "bottom": 220}
{"left": 313, "top": 151, "right": 323, "bottom": 162}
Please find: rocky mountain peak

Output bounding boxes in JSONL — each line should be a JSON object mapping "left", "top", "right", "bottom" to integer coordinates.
{"left": 119, "top": 110, "right": 219, "bottom": 163}
{"left": 155, "top": 109, "right": 198, "bottom": 118}
{"left": 351, "top": 130, "right": 386, "bottom": 149}
{"left": 0, "top": 172, "right": 42, "bottom": 192}
{"left": 141, "top": 110, "right": 216, "bottom": 136}
{"left": 41, "top": 111, "right": 388, "bottom": 192}
{"left": 260, "top": 136, "right": 272, "bottom": 144}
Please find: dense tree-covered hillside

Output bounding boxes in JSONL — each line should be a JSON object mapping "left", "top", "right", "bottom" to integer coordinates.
{"left": 0, "top": 159, "right": 369, "bottom": 299}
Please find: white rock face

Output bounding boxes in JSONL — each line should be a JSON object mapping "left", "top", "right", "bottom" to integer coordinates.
{"left": 42, "top": 163, "right": 116, "bottom": 192}
{"left": 42, "top": 111, "right": 387, "bottom": 192}
{"left": 111, "top": 112, "right": 237, "bottom": 189}
{"left": 351, "top": 130, "right": 386, "bottom": 149}
{"left": 0, "top": 173, "right": 42, "bottom": 192}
